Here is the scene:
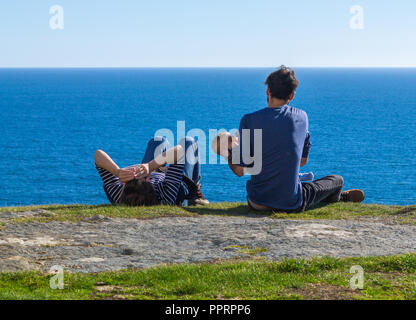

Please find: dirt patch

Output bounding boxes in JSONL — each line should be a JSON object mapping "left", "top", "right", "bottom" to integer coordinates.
{"left": 288, "top": 283, "right": 363, "bottom": 300}
{"left": 78, "top": 257, "right": 106, "bottom": 263}
{"left": 2, "top": 256, "right": 40, "bottom": 272}
{"left": 0, "top": 236, "right": 59, "bottom": 246}
{"left": 0, "top": 209, "right": 55, "bottom": 220}
{"left": 285, "top": 224, "right": 354, "bottom": 238}
{"left": 392, "top": 207, "right": 416, "bottom": 216}
{"left": 92, "top": 283, "right": 138, "bottom": 300}
{"left": 215, "top": 295, "right": 242, "bottom": 300}
{"left": 95, "top": 284, "right": 123, "bottom": 293}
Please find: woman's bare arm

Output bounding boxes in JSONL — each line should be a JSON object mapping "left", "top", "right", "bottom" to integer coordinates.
{"left": 135, "top": 145, "right": 184, "bottom": 179}
{"left": 94, "top": 150, "right": 135, "bottom": 183}
{"left": 94, "top": 150, "right": 119, "bottom": 175}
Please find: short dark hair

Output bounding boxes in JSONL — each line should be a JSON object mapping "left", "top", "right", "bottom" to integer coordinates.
{"left": 119, "top": 179, "right": 160, "bottom": 206}
{"left": 265, "top": 66, "right": 299, "bottom": 101}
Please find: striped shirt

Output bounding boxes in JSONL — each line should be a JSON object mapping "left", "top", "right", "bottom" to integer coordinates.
{"left": 96, "top": 164, "right": 185, "bottom": 205}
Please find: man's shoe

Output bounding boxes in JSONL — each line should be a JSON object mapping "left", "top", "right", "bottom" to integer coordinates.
{"left": 188, "top": 183, "right": 210, "bottom": 206}
{"left": 340, "top": 189, "right": 365, "bottom": 203}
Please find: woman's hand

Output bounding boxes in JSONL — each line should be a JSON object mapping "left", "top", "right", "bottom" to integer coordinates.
{"left": 117, "top": 168, "right": 136, "bottom": 183}
{"left": 135, "top": 163, "right": 152, "bottom": 180}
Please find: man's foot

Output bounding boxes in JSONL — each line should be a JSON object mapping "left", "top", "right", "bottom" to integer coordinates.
{"left": 188, "top": 183, "right": 210, "bottom": 206}
{"left": 340, "top": 189, "right": 365, "bottom": 203}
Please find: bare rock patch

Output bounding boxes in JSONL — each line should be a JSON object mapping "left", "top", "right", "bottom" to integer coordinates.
{"left": 0, "top": 216, "right": 415, "bottom": 273}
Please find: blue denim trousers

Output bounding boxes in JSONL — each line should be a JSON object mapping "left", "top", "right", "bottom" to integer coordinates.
{"left": 141, "top": 136, "right": 201, "bottom": 185}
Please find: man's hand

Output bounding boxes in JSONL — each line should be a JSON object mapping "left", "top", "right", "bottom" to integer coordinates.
{"left": 117, "top": 168, "right": 136, "bottom": 183}
{"left": 300, "top": 157, "right": 309, "bottom": 167}
{"left": 228, "top": 163, "right": 245, "bottom": 177}
{"left": 134, "top": 163, "right": 152, "bottom": 180}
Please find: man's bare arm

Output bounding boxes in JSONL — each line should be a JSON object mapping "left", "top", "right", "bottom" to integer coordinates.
{"left": 228, "top": 163, "right": 245, "bottom": 177}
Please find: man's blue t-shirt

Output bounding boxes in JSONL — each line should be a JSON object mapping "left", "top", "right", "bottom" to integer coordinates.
{"left": 238, "top": 105, "right": 311, "bottom": 211}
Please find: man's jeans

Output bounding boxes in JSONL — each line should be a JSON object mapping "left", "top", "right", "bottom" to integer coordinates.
{"left": 298, "top": 175, "right": 344, "bottom": 212}
{"left": 248, "top": 175, "right": 344, "bottom": 213}
{"left": 141, "top": 136, "right": 201, "bottom": 185}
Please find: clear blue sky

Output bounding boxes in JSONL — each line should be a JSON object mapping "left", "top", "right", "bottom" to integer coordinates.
{"left": 1, "top": 0, "right": 415, "bottom": 67}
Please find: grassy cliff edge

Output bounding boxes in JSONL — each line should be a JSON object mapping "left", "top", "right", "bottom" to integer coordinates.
{"left": 0, "top": 203, "right": 415, "bottom": 300}
{"left": 1, "top": 202, "right": 415, "bottom": 225}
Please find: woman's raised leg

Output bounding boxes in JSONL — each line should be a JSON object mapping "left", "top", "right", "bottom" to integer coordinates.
{"left": 179, "top": 136, "right": 201, "bottom": 184}
{"left": 179, "top": 137, "right": 208, "bottom": 205}
{"left": 141, "top": 136, "right": 171, "bottom": 164}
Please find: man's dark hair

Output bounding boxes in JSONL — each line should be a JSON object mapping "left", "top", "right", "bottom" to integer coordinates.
{"left": 265, "top": 65, "right": 299, "bottom": 101}
{"left": 119, "top": 179, "right": 160, "bottom": 206}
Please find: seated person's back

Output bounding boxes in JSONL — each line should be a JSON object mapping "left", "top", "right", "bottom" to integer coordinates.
{"left": 240, "top": 105, "right": 310, "bottom": 211}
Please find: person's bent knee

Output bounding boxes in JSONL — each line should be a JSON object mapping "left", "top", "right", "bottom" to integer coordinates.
{"left": 148, "top": 136, "right": 167, "bottom": 145}
{"left": 179, "top": 136, "right": 198, "bottom": 149}
{"left": 335, "top": 175, "right": 344, "bottom": 185}
{"left": 179, "top": 136, "right": 196, "bottom": 144}
{"left": 94, "top": 149, "right": 103, "bottom": 161}
{"left": 328, "top": 175, "right": 344, "bottom": 187}
{"left": 326, "top": 174, "right": 343, "bottom": 180}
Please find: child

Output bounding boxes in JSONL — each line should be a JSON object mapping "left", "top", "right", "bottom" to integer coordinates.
{"left": 212, "top": 132, "right": 314, "bottom": 182}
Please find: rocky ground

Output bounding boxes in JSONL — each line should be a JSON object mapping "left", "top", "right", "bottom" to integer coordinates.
{"left": 0, "top": 209, "right": 415, "bottom": 273}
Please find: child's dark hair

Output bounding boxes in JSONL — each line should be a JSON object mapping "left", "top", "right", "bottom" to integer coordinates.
{"left": 265, "top": 65, "right": 299, "bottom": 101}
{"left": 119, "top": 179, "right": 160, "bottom": 206}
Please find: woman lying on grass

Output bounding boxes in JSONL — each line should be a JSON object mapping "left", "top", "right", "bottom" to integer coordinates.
{"left": 95, "top": 136, "right": 209, "bottom": 207}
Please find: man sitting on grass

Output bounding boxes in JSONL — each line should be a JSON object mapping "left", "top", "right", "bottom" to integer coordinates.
{"left": 216, "top": 66, "right": 365, "bottom": 212}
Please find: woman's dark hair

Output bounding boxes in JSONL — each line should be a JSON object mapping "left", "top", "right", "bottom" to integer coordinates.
{"left": 265, "top": 65, "right": 299, "bottom": 101}
{"left": 119, "top": 179, "right": 160, "bottom": 206}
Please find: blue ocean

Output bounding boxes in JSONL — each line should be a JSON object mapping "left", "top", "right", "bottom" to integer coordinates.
{"left": 0, "top": 68, "right": 415, "bottom": 207}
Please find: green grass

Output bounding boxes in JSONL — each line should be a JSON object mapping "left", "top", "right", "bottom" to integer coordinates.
{"left": 0, "top": 254, "right": 415, "bottom": 300}
{"left": 1, "top": 202, "right": 415, "bottom": 225}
